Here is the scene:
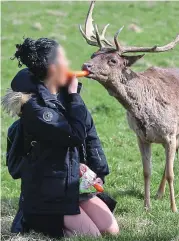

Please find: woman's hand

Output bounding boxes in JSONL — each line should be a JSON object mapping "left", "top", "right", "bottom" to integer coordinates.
{"left": 68, "top": 76, "right": 78, "bottom": 94}
{"left": 79, "top": 164, "right": 103, "bottom": 186}
{"left": 94, "top": 177, "right": 103, "bottom": 186}
{"left": 79, "top": 163, "right": 88, "bottom": 177}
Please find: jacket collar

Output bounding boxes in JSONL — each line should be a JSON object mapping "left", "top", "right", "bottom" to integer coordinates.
{"left": 37, "top": 83, "right": 57, "bottom": 102}
{"left": 37, "top": 82, "right": 83, "bottom": 106}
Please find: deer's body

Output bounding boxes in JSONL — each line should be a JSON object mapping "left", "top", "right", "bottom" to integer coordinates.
{"left": 79, "top": 0, "right": 179, "bottom": 212}
{"left": 111, "top": 67, "right": 179, "bottom": 144}
{"left": 101, "top": 66, "right": 179, "bottom": 211}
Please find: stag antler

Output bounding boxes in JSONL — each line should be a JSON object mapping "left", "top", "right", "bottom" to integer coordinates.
{"left": 114, "top": 33, "right": 179, "bottom": 54}
{"left": 80, "top": 1, "right": 179, "bottom": 54}
{"left": 79, "top": 1, "right": 112, "bottom": 48}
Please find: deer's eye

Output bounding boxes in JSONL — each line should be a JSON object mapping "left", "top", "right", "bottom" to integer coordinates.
{"left": 108, "top": 58, "right": 117, "bottom": 65}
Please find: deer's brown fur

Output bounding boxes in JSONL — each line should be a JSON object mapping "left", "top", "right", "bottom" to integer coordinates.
{"left": 79, "top": 1, "right": 179, "bottom": 212}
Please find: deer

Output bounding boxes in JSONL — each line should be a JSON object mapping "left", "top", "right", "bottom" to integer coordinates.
{"left": 79, "top": 1, "right": 179, "bottom": 212}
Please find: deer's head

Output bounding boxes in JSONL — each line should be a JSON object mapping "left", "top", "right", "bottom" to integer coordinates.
{"left": 80, "top": 1, "right": 179, "bottom": 85}
{"left": 82, "top": 47, "right": 144, "bottom": 83}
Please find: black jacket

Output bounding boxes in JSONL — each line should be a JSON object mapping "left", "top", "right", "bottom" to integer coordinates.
{"left": 8, "top": 68, "right": 109, "bottom": 215}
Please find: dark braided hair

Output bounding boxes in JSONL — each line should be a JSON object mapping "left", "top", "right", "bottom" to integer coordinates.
{"left": 12, "top": 37, "right": 59, "bottom": 80}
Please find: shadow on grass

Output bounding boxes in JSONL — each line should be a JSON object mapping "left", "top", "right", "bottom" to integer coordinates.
{"left": 90, "top": 104, "right": 111, "bottom": 115}
{"left": 111, "top": 188, "right": 144, "bottom": 200}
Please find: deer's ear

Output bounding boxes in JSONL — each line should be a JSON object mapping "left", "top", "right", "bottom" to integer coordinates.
{"left": 123, "top": 54, "right": 145, "bottom": 67}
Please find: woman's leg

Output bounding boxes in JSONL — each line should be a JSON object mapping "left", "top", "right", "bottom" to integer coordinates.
{"left": 63, "top": 207, "right": 101, "bottom": 237}
{"left": 80, "top": 196, "right": 119, "bottom": 235}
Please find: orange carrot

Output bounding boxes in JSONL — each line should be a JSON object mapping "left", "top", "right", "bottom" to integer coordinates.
{"left": 93, "top": 183, "right": 104, "bottom": 193}
{"left": 68, "top": 70, "right": 89, "bottom": 78}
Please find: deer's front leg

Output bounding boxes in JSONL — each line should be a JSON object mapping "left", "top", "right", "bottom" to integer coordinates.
{"left": 165, "top": 137, "right": 177, "bottom": 212}
{"left": 137, "top": 137, "right": 152, "bottom": 210}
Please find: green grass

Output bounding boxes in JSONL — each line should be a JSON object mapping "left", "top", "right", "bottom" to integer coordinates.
{"left": 1, "top": 1, "right": 179, "bottom": 241}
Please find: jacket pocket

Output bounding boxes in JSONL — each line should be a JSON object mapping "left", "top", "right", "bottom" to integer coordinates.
{"left": 41, "top": 171, "right": 67, "bottom": 201}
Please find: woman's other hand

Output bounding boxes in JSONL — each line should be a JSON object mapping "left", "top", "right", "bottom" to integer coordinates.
{"left": 68, "top": 76, "right": 78, "bottom": 94}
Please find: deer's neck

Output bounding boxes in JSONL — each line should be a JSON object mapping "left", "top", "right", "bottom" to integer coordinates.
{"left": 104, "top": 68, "right": 145, "bottom": 113}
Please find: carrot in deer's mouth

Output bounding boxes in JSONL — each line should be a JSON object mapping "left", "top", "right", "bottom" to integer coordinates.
{"left": 68, "top": 70, "right": 89, "bottom": 78}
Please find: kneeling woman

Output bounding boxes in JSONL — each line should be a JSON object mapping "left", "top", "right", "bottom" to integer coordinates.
{"left": 7, "top": 38, "right": 119, "bottom": 238}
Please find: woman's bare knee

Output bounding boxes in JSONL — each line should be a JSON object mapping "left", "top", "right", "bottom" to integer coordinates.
{"left": 64, "top": 207, "right": 101, "bottom": 237}
{"left": 104, "top": 222, "right": 120, "bottom": 235}
{"left": 80, "top": 196, "right": 119, "bottom": 235}
{"left": 99, "top": 215, "right": 119, "bottom": 235}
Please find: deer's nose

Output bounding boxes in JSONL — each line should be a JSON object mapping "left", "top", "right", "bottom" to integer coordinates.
{"left": 82, "top": 63, "right": 92, "bottom": 71}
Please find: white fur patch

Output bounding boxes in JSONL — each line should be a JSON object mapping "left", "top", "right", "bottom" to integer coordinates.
{"left": 1, "top": 88, "right": 31, "bottom": 117}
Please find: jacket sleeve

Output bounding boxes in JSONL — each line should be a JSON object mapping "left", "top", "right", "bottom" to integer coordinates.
{"left": 22, "top": 94, "right": 87, "bottom": 147}
{"left": 85, "top": 111, "right": 109, "bottom": 182}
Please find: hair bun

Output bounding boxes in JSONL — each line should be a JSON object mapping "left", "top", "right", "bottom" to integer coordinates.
{"left": 12, "top": 37, "right": 59, "bottom": 80}
{"left": 14, "top": 38, "right": 38, "bottom": 68}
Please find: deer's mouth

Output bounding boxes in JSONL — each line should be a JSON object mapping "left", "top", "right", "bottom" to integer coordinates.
{"left": 86, "top": 71, "right": 102, "bottom": 80}
{"left": 82, "top": 64, "right": 108, "bottom": 80}
{"left": 82, "top": 65, "right": 95, "bottom": 78}
{"left": 86, "top": 71, "right": 96, "bottom": 78}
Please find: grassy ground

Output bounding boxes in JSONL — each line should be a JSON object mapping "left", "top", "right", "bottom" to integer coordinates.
{"left": 1, "top": 1, "right": 179, "bottom": 241}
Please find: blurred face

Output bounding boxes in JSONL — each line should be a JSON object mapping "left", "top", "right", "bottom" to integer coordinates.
{"left": 48, "top": 46, "right": 70, "bottom": 87}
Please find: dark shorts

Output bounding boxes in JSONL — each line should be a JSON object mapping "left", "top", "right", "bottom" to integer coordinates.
{"left": 79, "top": 193, "right": 96, "bottom": 202}
{"left": 24, "top": 213, "right": 64, "bottom": 238}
